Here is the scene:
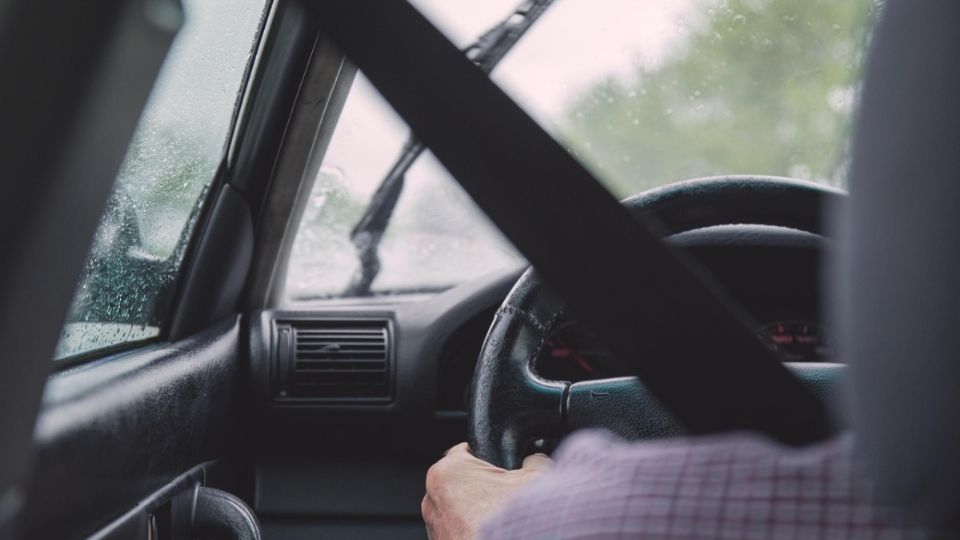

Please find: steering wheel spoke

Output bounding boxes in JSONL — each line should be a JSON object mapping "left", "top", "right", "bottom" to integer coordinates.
{"left": 565, "top": 377, "right": 684, "bottom": 440}
{"left": 469, "top": 305, "right": 568, "bottom": 469}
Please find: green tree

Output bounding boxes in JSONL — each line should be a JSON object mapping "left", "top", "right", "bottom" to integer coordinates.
{"left": 561, "top": 0, "right": 877, "bottom": 197}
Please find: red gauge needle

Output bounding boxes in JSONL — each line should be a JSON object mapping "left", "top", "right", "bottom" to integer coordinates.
{"left": 557, "top": 338, "right": 595, "bottom": 375}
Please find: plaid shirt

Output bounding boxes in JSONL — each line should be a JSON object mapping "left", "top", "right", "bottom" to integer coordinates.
{"left": 481, "top": 431, "right": 926, "bottom": 539}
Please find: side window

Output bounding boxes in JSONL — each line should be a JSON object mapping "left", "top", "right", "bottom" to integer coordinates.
{"left": 54, "top": 0, "right": 267, "bottom": 361}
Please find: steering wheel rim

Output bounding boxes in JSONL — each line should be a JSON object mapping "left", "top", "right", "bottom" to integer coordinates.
{"left": 468, "top": 175, "right": 844, "bottom": 469}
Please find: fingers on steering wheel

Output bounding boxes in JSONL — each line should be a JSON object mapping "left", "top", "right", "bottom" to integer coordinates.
{"left": 521, "top": 452, "right": 551, "bottom": 470}
{"left": 443, "top": 442, "right": 470, "bottom": 457}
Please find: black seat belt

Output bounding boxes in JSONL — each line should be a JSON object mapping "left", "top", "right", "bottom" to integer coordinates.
{"left": 308, "top": 0, "right": 831, "bottom": 445}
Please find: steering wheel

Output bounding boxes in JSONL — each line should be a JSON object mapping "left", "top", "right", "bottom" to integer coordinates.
{"left": 468, "top": 175, "right": 845, "bottom": 469}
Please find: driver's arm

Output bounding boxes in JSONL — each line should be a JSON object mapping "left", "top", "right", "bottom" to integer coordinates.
{"left": 423, "top": 431, "right": 915, "bottom": 540}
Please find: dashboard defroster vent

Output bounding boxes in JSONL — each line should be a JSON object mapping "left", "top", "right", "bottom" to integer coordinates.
{"left": 273, "top": 319, "right": 391, "bottom": 402}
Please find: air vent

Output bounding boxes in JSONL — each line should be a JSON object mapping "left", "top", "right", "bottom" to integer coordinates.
{"left": 273, "top": 319, "right": 391, "bottom": 402}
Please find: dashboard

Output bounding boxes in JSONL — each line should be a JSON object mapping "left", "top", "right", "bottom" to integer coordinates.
{"left": 253, "top": 224, "right": 830, "bottom": 420}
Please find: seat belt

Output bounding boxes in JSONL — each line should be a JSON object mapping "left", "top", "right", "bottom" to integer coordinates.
{"left": 308, "top": 0, "right": 831, "bottom": 445}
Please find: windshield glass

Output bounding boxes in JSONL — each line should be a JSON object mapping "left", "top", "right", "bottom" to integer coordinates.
{"left": 286, "top": 77, "right": 523, "bottom": 300}
{"left": 285, "top": 0, "right": 875, "bottom": 301}
{"left": 418, "top": 0, "right": 875, "bottom": 193}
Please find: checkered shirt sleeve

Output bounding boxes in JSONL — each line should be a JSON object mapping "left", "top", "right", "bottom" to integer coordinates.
{"left": 480, "top": 431, "right": 925, "bottom": 539}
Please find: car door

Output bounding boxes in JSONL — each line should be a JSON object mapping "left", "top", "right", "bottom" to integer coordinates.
{"left": 0, "top": 0, "right": 346, "bottom": 537}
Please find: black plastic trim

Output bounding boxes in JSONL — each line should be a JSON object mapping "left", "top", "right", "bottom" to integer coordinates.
{"left": 87, "top": 463, "right": 206, "bottom": 540}
{"left": 244, "top": 41, "right": 355, "bottom": 310}
{"left": 168, "top": 184, "right": 255, "bottom": 339}
{"left": 271, "top": 317, "right": 395, "bottom": 404}
{"left": 51, "top": 336, "right": 162, "bottom": 373}
{"left": 24, "top": 318, "right": 243, "bottom": 539}
{"left": 167, "top": 0, "right": 322, "bottom": 341}
{"left": 228, "top": 0, "right": 319, "bottom": 214}
{"left": 193, "top": 486, "right": 263, "bottom": 540}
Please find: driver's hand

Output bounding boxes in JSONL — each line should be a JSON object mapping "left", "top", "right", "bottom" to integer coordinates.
{"left": 422, "top": 442, "right": 551, "bottom": 540}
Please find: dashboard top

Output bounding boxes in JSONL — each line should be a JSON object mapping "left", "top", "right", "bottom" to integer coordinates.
{"left": 253, "top": 224, "right": 830, "bottom": 423}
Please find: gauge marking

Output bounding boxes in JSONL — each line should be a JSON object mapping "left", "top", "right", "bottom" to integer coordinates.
{"left": 756, "top": 320, "right": 833, "bottom": 363}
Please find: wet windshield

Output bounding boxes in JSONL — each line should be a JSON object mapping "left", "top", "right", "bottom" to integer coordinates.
{"left": 285, "top": 0, "right": 876, "bottom": 300}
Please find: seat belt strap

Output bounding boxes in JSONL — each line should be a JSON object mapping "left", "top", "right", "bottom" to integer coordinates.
{"left": 308, "top": 0, "right": 831, "bottom": 445}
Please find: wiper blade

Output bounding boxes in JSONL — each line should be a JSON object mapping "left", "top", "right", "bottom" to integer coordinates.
{"left": 344, "top": 0, "right": 556, "bottom": 297}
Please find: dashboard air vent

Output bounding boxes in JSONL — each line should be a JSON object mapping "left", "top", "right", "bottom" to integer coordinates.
{"left": 274, "top": 319, "right": 391, "bottom": 402}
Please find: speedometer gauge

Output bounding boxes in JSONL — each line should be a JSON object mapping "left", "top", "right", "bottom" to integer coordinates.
{"left": 756, "top": 321, "right": 833, "bottom": 362}
{"left": 537, "top": 319, "right": 613, "bottom": 383}
{"left": 537, "top": 319, "right": 834, "bottom": 383}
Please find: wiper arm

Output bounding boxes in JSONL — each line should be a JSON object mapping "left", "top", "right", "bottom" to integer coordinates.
{"left": 344, "top": 0, "right": 556, "bottom": 297}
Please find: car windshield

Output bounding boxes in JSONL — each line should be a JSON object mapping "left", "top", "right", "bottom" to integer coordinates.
{"left": 285, "top": 0, "right": 875, "bottom": 301}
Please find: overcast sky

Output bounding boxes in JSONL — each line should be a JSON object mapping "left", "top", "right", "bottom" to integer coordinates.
{"left": 412, "top": 0, "right": 698, "bottom": 119}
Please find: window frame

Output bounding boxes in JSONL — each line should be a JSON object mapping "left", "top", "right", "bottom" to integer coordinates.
{"left": 52, "top": 0, "right": 274, "bottom": 370}
{"left": 233, "top": 28, "right": 359, "bottom": 311}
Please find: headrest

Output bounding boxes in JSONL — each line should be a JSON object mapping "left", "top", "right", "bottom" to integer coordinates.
{"left": 839, "top": 0, "right": 960, "bottom": 528}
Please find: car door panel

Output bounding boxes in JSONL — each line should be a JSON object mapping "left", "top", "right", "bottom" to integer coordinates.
{"left": 25, "top": 318, "right": 243, "bottom": 538}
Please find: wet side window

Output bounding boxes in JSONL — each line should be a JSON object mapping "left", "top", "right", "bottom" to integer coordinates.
{"left": 54, "top": 0, "right": 267, "bottom": 361}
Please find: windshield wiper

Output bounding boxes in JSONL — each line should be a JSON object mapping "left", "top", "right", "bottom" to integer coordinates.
{"left": 344, "top": 0, "right": 556, "bottom": 297}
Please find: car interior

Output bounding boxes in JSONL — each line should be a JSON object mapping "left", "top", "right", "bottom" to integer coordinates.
{"left": 1, "top": 0, "right": 958, "bottom": 538}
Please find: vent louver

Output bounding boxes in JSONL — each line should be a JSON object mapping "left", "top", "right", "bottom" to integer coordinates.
{"left": 274, "top": 319, "right": 391, "bottom": 402}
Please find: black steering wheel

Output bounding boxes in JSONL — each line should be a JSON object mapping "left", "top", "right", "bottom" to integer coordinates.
{"left": 467, "top": 175, "right": 845, "bottom": 469}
